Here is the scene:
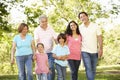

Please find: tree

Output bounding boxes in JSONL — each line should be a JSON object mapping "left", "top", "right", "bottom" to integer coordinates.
{"left": 24, "top": 0, "right": 112, "bottom": 32}
{"left": 99, "top": 24, "right": 120, "bottom": 65}
{"left": 0, "top": 2, "right": 10, "bottom": 38}
{"left": 24, "top": 3, "right": 43, "bottom": 32}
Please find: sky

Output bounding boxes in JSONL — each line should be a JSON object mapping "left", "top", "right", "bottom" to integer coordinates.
{"left": 9, "top": 0, "right": 120, "bottom": 31}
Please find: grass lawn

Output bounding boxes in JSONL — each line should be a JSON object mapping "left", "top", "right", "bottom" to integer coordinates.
{"left": 0, "top": 66, "right": 120, "bottom": 80}
{"left": 0, "top": 72, "right": 119, "bottom": 80}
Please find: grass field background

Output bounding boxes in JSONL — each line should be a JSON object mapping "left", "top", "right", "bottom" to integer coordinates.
{"left": 0, "top": 65, "right": 120, "bottom": 80}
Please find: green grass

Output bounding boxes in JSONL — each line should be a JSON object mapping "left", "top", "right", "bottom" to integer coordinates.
{"left": 0, "top": 72, "right": 119, "bottom": 80}
{"left": 0, "top": 66, "right": 120, "bottom": 80}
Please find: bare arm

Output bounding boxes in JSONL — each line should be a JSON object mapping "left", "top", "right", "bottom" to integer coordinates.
{"left": 53, "top": 53, "right": 68, "bottom": 61}
{"left": 33, "top": 54, "right": 36, "bottom": 60}
{"left": 54, "top": 38, "right": 58, "bottom": 44}
{"left": 97, "top": 35, "right": 103, "bottom": 58}
{"left": 31, "top": 40, "right": 36, "bottom": 54}
{"left": 46, "top": 59, "right": 51, "bottom": 73}
{"left": 34, "top": 39, "right": 39, "bottom": 46}
{"left": 60, "top": 55, "right": 69, "bottom": 61}
{"left": 11, "top": 42, "right": 16, "bottom": 64}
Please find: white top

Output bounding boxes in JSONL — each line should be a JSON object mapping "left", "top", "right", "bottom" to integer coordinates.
{"left": 34, "top": 26, "right": 57, "bottom": 53}
{"left": 79, "top": 22, "right": 102, "bottom": 53}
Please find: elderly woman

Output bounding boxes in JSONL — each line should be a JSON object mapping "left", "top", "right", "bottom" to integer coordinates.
{"left": 11, "top": 23, "right": 35, "bottom": 80}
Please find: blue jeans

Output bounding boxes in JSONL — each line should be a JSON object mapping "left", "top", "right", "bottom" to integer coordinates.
{"left": 37, "top": 73, "right": 47, "bottom": 80}
{"left": 47, "top": 53, "right": 55, "bottom": 80}
{"left": 68, "top": 59, "right": 81, "bottom": 80}
{"left": 55, "top": 63, "right": 66, "bottom": 80}
{"left": 82, "top": 52, "right": 98, "bottom": 80}
{"left": 16, "top": 54, "right": 33, "bottom": 80}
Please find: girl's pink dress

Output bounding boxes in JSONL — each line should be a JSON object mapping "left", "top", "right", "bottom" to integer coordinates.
{"left": 35, "top": 53, "right": 49, "bottom": 74}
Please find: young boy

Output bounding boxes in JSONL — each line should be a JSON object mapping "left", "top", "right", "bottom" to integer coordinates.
{"left": 52, "top": 33, "right": 70, "bottom": 80}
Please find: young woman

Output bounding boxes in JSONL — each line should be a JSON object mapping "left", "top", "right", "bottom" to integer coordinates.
{"left": 65, "top": 20, "right": 82, "bottom": 80}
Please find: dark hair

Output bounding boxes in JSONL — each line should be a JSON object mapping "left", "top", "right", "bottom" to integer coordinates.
{"left": 18, "top": 23, "right": 29, "bottom": 33}
{"left": 57, "top": 33, "right": 66, "bottom": 43}
{"left": 78, "top": 12, "right": 88, "bottom": 19}
{"left": 65, "top": 20, "right": 80, "bottom": 36}
{"left": 37, "top": 43, "right": 44, "bottom": 48}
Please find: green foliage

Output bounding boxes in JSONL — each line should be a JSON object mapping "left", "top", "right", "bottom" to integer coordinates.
{"left": 0, "top": 33, "right": 12, "bottom": 62}
{"left": 39, "top": 0, "right": 110, "bottom": 32}
{"left": 0, "top": 63, "right": 18, "bottom": 75}
{"left": 99, "top": 25, "right": 120, "bottom": 65}
{"left": 0, "top": 32, "right": 18, "bottom": 74}
{"left": 24, "top": 4, "right": 43, "bottom": 28}
{"left": 0, "top": 2, "right": 11, "bottom": 35}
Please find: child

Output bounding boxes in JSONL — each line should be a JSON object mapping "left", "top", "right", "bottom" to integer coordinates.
{"left": 52, "top": 33, "right": 70, "bottom": 80}
{"left": 33, "top": 43, "right": 49, "bottom": 80}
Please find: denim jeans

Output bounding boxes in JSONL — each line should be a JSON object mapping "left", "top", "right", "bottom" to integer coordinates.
{"left": 55, "top": 63, "right": 66, "bottom": 80}
{"left": 82, "top": 52, "right": 98, "bottom": 80}
{"left": 16, "top": 54, "right": 33, "bottom": 80}
{"left": 68, "top": 59, "right": 81, "bottom": 80}
{"left": 37, "top": 73, "right": 47, "bottom": 80}
{"left": 47, "top": 53, "right": 55, "bottom": 80}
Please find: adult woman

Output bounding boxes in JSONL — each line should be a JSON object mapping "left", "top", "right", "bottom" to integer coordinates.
{"left": 11, "top": 23, "right": 35, "bottom": 80}
{"left": 65, "top": 21, "right": 82, "bottom": 80}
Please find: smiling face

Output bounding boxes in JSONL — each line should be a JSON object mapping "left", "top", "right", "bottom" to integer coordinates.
{"left": 79, "top": 13, "right": 89, "bottom": 24}
{"left": 37, "top": 44, "right": 44, "bottom": 53}
{"left": 21, "top": 26, "right": 28, "bottom": 35}
{"left": 39, "top": 17, "right": 48, "bottom": 29}
{"left": 59, "top": 37, "right": 65, "bottom": 44}
{"left": 70, "top": 22, "right": 77, "bottom": 31}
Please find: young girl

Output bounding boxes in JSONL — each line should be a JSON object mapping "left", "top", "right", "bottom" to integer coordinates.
{"left": 33, "top": 43, "right": 49, "bottom": 80}
{"left": 52, "top": 33, "right": 70, "bottom": 80}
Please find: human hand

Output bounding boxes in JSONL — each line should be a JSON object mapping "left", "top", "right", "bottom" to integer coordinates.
{"left": 98, "top": 49, "right": 103, "bottom": 58}
{"left": 11, "top": 58, "right": 15, "bottom": 64}
{"left": 48, "top": 69, "right": 52, "bottom": 74}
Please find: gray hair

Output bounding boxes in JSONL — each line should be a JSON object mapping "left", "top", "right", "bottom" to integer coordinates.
{"left": 39, "top": 14, "right": 48, "bottom": 21}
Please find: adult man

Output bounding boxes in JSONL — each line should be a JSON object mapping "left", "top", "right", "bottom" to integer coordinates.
{"left": 34, "top": 15, "right": 57, "bottom": 80}
{"left": 78, "top": 12, "right": 103, "bottom": 80}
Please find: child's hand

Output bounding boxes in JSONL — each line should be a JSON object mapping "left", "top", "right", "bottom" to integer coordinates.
{"left": 59, "top": 55, "right": 67, "bottom": 61}
{"left": 55, "top": 56, "right": 60, "bottom": 60}
{"left": 48, "top": 69, "right": 52, "bottom": 74}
